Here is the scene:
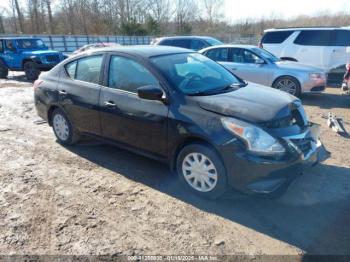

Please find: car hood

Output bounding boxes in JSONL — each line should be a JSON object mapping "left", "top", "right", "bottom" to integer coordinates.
{"left": 192, "top": 83, "right": 300, "bottom": 123}
{"left": 275, "top": 61, "right": 324, "bottom": 72}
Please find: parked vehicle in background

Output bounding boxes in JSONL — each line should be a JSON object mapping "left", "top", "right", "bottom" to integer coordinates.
{"left": 200, "top": 45, "right": 326, "bottom": 97}
{"left": 260, "top": 27, "right": 350, "bottom": 72}
{"left": 34, "top": 46, "right": 326, "bottom": 198}
{"left": 151, "top": 36, "right": 223, "bottom": 51}
{"left": 73, "top": 42, "right": 120, "bottom": 54}
{"left": 0, "top": 37, "right": 65, "bottom": 80}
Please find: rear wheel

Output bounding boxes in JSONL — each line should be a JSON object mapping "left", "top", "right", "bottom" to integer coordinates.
{"left": 0, "top": 60, "right": 8, "bottom": 79}
{"left": 273, "top": 76, "right": 301, "bottom": 97}
{"left": 176, "top": 143, "right": 228, "bottom": 199}
{"left": 51, "top": 108, "right": 80, "bottom": 145}
{"left": 24, "top": 61, "right": 40, "bottom": 81}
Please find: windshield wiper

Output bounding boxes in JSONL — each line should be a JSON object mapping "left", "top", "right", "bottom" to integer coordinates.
{"left": 189, "top": 82, "right": 246, "bottom": 96}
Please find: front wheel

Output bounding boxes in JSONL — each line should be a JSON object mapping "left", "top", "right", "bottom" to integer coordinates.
{"left": 51, "top": 108, "right": 80, "bottom": 145}
{"left": 24, "top": 61, "right": 40, "bottom": 81}
{"left": 273, "top": 76, "right": 301, "bottom": 97}
{"left": 176, "top": 143, "right": 228, "bottom": 199}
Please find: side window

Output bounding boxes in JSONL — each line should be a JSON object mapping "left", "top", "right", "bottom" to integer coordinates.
{"left": 191, "top": 40, "right": 208, "bottom": 51}
{"left": 5, "top": 40, "right": 16, "bottom": 51}
{"left": 172, "top": 39, "right": 191, "bottom": 49}
{"left": 108, "top": 56, "right": 158, "bottom": 93}
{"left": 262, "top": 31, "right": 294, "bottom": 44}
{"left": 332, "top": 30, "right": 350, "bottom": 46}
{"left": 0, "top": 40, "right": 3, "bottom": 53}
{"left": 159, "top": 39, "right": 173, "bottom": 46}
{"left": 65, "top": 60, "right": 77, "bottom": 79}
{"left": 294, "top": 30, "right": 331, "bottom": 46}
{"left": 75, "top": 55, "right": 103, "bottom": 84}
{"left": 231, "top": 49, "right": 259, "bottom": 63}
{"left": 206, "top": 48, "right": 229, "bottom": 62}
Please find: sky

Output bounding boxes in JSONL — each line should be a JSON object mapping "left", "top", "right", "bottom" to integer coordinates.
{"left": 0, "top": 0, "right": 349, "bottom": 22}
{"left": 224, "top": 0, "right": 350, "bottom": 22}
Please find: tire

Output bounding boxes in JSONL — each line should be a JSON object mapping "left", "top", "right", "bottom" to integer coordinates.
{"left": 51, "top": 108, "right": 80, "bottom": 145}
{"left": 273, "top": 76, "right": 301, "bottom": 97}
{"left": 0, "top": 60, "right": 9, "bottom": 79}
{"left": 176, "top": 143, "right": 228, "bottom": 199}
{"left": 24, "top": 61, "right": 40, "bottom": 81}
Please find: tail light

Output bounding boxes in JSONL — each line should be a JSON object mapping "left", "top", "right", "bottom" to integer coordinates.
{"left": 33, "top": 79, "right": 44, "bottom": 90}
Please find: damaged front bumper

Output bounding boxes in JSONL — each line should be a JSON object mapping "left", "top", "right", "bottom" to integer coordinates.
{"left": 222, "top": 122, "right": 330, "bottom": 195}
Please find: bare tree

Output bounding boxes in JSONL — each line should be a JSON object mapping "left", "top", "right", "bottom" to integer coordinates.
{"left": 45, "top": 0, "right": 55, "bottom": 34}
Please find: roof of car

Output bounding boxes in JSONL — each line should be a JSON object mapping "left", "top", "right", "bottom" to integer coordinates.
{"left": 199, "top": 44, "right": 257, "bottom": 52}
{"left": 264, "top": 26, "right": 350, "bottom": 32}
{"left": 156, "top": 36, "right": 217, "bottom": 40}
{"left": 80, "top": 45, "right": 194, "bottom": 58}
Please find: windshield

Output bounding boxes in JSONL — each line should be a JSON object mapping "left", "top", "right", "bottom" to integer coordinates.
{"left": 151, "top": 53, "right": 243, "bottom": 95}
{"left": 16, "top": 39, "right": 47, "bottom": 49}
{"left": 252, "top": 47, "right": 280, "bottom": 63}
{"left": 205, "top": 38, "right": 224, "bottom": 46}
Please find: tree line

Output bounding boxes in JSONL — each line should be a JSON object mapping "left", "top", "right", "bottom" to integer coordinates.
{"left": 1, "top": 0, "right": 350, "bottom": 38}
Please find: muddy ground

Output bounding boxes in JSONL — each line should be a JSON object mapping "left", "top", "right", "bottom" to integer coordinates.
{"left": 0, "top": 72, "right": 350, "bottom": 259}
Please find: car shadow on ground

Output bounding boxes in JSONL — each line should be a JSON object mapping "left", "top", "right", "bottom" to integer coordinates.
{"left": 64, "top": 140, "right": 350, "bottom": 255}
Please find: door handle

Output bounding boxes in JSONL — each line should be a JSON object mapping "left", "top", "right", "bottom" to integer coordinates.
{"left": 104, "top": 101, "right": 116, "bottom": 108}
{"left": 231, "top": 68, "right": 237, "bottom": 70}
{"left": 58, "top": 90, "right": 67, "bottom": 95}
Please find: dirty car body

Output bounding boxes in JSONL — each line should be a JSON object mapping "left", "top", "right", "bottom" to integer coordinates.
{"left": 34, "top": 46, "right": 327, "bottom": 198}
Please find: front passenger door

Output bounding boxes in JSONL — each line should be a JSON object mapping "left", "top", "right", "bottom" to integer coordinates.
{"left": 99, "top": 55, "right": 168, "bottom": 157}
{"left": 222, "top": 48, "right": 269, "bottom": 85}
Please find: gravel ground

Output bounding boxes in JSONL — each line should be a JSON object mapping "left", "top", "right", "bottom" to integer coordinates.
{"left": 0, "top": 72, "right": 349, "bottom": 258}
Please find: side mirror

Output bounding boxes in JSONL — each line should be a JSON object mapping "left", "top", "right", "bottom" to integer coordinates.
{"left": 255, "top": 58, "right": 265, "bottom": 64}
{"left": 137, "top": 85, "right": 164, "bottom": 101}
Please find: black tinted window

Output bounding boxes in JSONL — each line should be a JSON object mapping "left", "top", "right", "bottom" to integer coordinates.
{"left": 294, "top": 30, "right": 331, "bottom": 46}
{"left": 262, "top": 31, "right": 294, "bottom": 44}
{"left": 191, "top": 40, "right": 208, "bottom": 51}
{"left": 332, "top": 30, "right": 350, "bottom": 46}
{"left": 0, "top": 40, "right": 3, "bottom": 52}
{"left": 205, "top": 48, "right": 229, "bottom": 61}
{"left": 172, "top": 39, "right": 191, "bottom": 48}
{"left": 108, "top": 56, "right": 158, "bottom": 93}
{"left": 159, "top": 39, "right": 173, "bottom": 46}
{"left": 75, "top": 55, "right": 103, "bottom": 84}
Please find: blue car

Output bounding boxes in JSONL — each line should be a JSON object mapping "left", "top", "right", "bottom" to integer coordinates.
{"left": 0, "top": 37, "right": 65, "bottom": 80}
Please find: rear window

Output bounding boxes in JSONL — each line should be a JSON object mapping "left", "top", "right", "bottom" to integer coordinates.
{"left": 331, "top": 30, "right": 350, "bottom": 46}
{"left": 294, "top": 30, "right": 332, "bottom": 46}
{"left": 262, "top": 31, "right": 294, "bottom": 44}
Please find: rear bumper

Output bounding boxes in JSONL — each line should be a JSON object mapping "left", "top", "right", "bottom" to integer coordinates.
{"left": 219, "top": 123, "right": 329, "bottom": 195}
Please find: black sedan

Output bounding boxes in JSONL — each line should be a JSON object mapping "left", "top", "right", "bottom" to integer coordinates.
{"left": 34, "top": 46, "right": 327, "bottom": 198}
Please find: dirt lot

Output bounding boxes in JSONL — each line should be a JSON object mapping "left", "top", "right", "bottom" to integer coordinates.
{"left": 0, "top": 72, "right": 350, "bottom": 258}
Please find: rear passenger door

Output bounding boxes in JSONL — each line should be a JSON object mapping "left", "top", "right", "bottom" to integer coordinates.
{"left": 293, "top": 30, "right": 332, "bottom": 69}
{"left": 99, "top": 54, "right": 168, "bottom": 157}
{"left": 59, "top": 54, "right": 104, "bottom": 135}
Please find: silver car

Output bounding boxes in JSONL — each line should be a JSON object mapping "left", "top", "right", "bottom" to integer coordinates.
{"left": 199, "top": 45, "right": 327, "bottom": 97}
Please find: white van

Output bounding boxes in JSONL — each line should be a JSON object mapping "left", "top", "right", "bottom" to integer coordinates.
{"left": 260, "top": 27, "right": 350, "bottom": 72}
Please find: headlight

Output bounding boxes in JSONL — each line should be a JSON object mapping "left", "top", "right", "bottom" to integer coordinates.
{"left": 221, "top": 118, "right": 285, "bottom": 156}
{"left": 309, "top": 73, "right": 325, "bottom": 80}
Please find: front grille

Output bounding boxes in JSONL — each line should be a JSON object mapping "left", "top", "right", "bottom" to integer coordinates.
{"left": 45, "top": 54, "right": 60, "bottom": 63}
{"left": 290, "top": 138, "right": 312, "bottom": 155}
